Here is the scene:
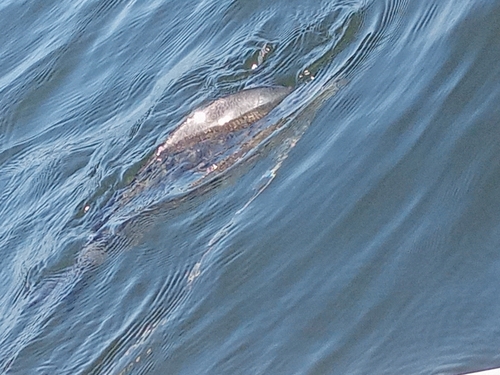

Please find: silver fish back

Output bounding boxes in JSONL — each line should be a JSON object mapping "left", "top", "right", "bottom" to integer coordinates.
{"left": 161, "top": 86, "right": 292, "bottom": 151}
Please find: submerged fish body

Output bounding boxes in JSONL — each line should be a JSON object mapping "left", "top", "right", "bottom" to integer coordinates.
{"left": 79, "top": 85, "right": 294, "bottom": 264}
{"left": 26, "top": 85, "right": 294, "bottom": 309}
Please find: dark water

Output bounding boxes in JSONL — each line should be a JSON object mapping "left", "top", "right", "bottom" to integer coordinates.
{"left": 1, "top": 0, "right": 500, "bottom": 374}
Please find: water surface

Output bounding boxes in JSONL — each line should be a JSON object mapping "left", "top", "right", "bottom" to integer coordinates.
{"left": 1, "top": 0, "right": 500, "bottom": 374}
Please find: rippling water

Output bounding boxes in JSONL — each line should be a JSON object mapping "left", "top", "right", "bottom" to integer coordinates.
{"left": 1, "top": 0, "right": 500, "bottom": 374}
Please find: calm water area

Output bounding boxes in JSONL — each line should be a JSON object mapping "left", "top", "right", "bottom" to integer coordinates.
{"left": 1, "top": 0, "right": 500, "bottom": 374}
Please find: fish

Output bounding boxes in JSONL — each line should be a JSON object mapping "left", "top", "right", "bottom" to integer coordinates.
{"left": 29, "top": 85, "right": 294, "bottom": 302}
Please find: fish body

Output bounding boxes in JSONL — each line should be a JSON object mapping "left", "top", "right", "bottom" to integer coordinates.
{"left": 84, "top": 85, "right": 293, "bottom": 251}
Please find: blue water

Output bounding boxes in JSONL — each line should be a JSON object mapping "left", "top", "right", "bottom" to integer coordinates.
{"left": 1, "top": 0, "right": 500, "bottom": 374}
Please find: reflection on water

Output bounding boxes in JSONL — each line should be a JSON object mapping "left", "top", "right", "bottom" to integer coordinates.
{"left": 1, "top": 0, "right": 500, "bottom": 374}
